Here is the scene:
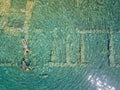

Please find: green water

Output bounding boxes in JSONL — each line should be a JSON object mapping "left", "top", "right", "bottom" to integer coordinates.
{"left": 0, "top": 0, "right": 120, "bottom": 90}
{"left": 0, "top": 64, "right": 120, "bottom": 90}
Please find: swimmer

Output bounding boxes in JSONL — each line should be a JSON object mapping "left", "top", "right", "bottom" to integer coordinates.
{"left": 20, "top": 58, "right": 30, "bottom": 71}
{"left": 22, "top": 39, "right": 31, "bottom": 54}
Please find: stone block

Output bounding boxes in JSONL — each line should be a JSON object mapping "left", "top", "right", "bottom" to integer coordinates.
{"left": 84, "top": 33, "right": 109, "bottom": 67}
{"left": 11, "top": 0, "right": 27, "bottom": 10}
{"left": 66, "top": 31, "right": 81, "bottom": 64}
{"left": 8, "top": 13, "right": 25, "bottom": 28}
{"left": 113, "top": 33, "right": 120, "bottom": 64}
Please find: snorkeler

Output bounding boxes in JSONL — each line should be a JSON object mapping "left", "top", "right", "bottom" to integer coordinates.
{"left": 22, "top": 39, "right": 31, "bottom": 54}
{"left": 20, "top": 58, "right": 30, "bottom": 71}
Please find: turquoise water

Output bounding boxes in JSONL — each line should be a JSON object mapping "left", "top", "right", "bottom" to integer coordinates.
{"left": 0, "top": 64, "right": 120, "bottom": 90}
{"left": 0, "top": 0, "right": 120, "bottom": 90}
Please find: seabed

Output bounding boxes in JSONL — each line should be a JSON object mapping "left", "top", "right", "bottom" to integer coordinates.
{"left": 0, "top": 0, "right": 120, "bottom": 90}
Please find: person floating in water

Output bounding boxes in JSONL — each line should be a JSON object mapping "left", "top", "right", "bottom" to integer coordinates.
{"left": 22, "top": 39, "right": 31, "bottom": 54}
{"left": 20, "top": 58, "right": 31, "bottom": 71}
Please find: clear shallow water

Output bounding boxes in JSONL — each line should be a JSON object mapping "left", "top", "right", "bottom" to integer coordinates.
{"left": 0, "top": 65, "right": 120, "bottom": 90}
{"left": 0, "top": 0, "right": 120, "bottom": 90}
